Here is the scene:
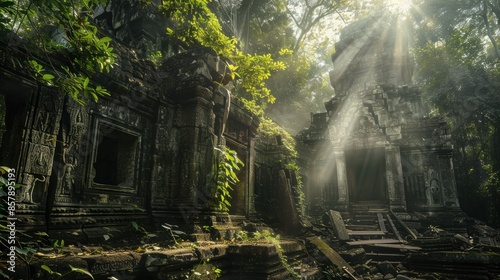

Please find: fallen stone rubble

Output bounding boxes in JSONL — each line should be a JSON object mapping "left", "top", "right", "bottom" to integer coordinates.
{"left": 12, "top": 210, "right": 500, "bottom": 280}
{"left": 304, "top": 209, "right": 500, "bottom": 279}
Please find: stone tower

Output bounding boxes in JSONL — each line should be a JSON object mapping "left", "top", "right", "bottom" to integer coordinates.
{"left": 299, "top": 14, "right": 459, "bottom": 212}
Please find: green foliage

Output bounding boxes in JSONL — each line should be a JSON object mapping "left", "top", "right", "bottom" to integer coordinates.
{"left": 286, "top": 0, "right": 348, "bottom": 52}
{"left": 131, "top": 221, "right": 147, "bottom": 235}
{"left": 236, "top": 230, "right": 299, "bottom": 279}
{"left": 235, "top": 230, "right": 249, "bottom": 241}
{"left": 285, "top": 162, "right": 306, "bottom": 217}
{"left": 212, "top": 146, "right": 244, "bottom": 212}
{"left": 245, "top": 0, "right": 344, "bottom": 133}
{"left": 0, "top": 0, "right": 15, "bottom": 30}
{"left": 160, "top": 0, "right": 285, "bottom": 116}
{"left": 189, "top": 258, "right": 221, "bottom": 279}
{"left": 0, "top": 173, "right": 88, "bottom": 277}
{"left": 232, "top": 52, "right": 286, "bottom": 114}
{"left": 48, "top": 239, "right": 67, "bottom": 255}
{"left": 259, "top": 117, "right": 297, "bottom": 160}
{"left": 257, "top": 118, "right": 307, "bottom": 218}
{"left": 161, "top": 0, "right": 237, "bottom": 56}
{"left": 147, "top": 50, "right": 163, "bottom": 67}
{"left": 41, "top": 264, "right": 94, "bottom": 280}
{"left": 414, "top": 0, "right": 500, "bottom": 227}
{"left": 4, "top": 0, "right": 116, "bottom": 105}
{"left": 161, "top": 223, "right": 186, "bottom": 245}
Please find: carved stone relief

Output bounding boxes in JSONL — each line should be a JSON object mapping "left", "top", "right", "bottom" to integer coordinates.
{"left": 25, "top": 143, "right": 54, "bottom": 175}
{"left": 18, "top": 172, "right": 46, "bottom": 204}
{"left": 426, "top": 169, "right": 442, "bottom": 206}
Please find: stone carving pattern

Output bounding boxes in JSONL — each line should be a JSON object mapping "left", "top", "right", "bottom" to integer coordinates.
{"left": 95, "top": 99, "right": 144, "bottom": 130}
{"left": 426, "top": 169, "right": 442, "bottom": 206}
{"left": 33, "top": 93, "right": 61, "bottom": 134}
{"left": 59, "top": 103, "right": 88, "bottom": 196}
{"left": 18, "top": 173, "right": 46, "bottom": 204}
{"left": 25, "top": 143, "right": 54, "bottom": 175}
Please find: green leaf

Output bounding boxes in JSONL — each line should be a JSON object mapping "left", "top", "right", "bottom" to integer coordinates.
{"left": 41, "top": 265, "right": 62, "bottom": 276}
{"left": 69, "top": 265, "right": 94, "bottom": 280}
{"left": 83, "top": 77, "right": 89, "bottom": 88}
{"left": 0, "top": 166, "right": 11, "bottom": 175}
{"left": 0, "top": 177, "right": 8, "bottom": 187}
{"left": 131, "top": 221, "right": 139, "bottom": 231}
{"left": 172, "top": 230, "right": 185, "bottom": 235}
{"left": 42, "top": 74, "right": 54, "bottom": 81}
{"left": 15, "top": 247, "right": 30, "bottom": 255}
{"left": 99, "top": 37, "right": 112, "bottom": 43}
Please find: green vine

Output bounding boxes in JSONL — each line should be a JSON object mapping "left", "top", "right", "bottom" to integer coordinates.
{"left": 284, "top": 162, "right": 306, "bottom": 218}
{"left": 212, "top": 146, "right": 244, "bottom": 212}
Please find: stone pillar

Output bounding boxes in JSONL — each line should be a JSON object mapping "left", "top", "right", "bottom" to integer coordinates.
{"left": 176, "top": 86, "right": 215, "bottom": 210}
{"left": 385, "top": 146, "right": 406, "bottom": 211}
{"left": 334, "top": 149, "right": 349, "bottom": 208}
{"left": 151, "top": 103, "right": 178, "bottom": 212}
{"left": 162, "top": 48, "right": 234, "bottom": 223}
{"left": 439, "top": 155, "right": 460, "bottom": 208}
{"left": 246, "top": 135, "right": 258, "bottom": 217}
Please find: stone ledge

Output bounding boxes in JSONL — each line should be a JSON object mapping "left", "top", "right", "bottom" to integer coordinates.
{"left": 20, "top": 241, "right": 305, "bottom": 279}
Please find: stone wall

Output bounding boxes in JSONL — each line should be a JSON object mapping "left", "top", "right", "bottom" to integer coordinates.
{"left": 0, "top": 13, "right": 259, "bottom": 239}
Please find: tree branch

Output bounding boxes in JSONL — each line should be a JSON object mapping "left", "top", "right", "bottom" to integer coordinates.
{"left": 481, "top": 0, "right": 500, "bottom": 60}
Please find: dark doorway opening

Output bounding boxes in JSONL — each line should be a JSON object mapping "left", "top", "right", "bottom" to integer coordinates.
{"left": 345, "top": 148, "right": 387, "bottom": 203}
{"left": 93, "top": 123, "right": 139, "bottom": 189}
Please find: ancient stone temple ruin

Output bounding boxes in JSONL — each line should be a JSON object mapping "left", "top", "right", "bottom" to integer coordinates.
{"left": 0, "top": 2, "right": 266, "bottom": 240}
{"left": 1, "top": 3, "right": 499, "bottom": 279}
{"left": 1, "top": 2, "right": 311, "bottom": 278}
{"left": 299, "top": 15, "right": 459, "bottom": 213}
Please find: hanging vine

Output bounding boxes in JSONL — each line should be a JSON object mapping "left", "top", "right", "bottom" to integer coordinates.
{"left": 212, "top": 146, "right": 244, "bottom": 212}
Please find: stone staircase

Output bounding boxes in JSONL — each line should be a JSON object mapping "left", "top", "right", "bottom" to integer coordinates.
{"left": 189, "top": 213, "right": 275, "bottom": 242}
{"left": 326, "top": 205, "right": 421, "bottom": 262}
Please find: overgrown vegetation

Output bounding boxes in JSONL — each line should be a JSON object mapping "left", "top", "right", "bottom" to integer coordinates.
{"left": 258, "top": 117, "right": 306, "bottom": 217}
{"left": 41, "top": 264, "right": 94, "bottom": 280}
{"left": 235, "top": 230, "right": 299, "bottom": 279}
{"left": 212, "top": 146, "right": 244, "bottom": 212}
{"left": 188, "top": 258, "right": 221, "bottom": 280}
{"left": 1, "top": 167, "right": 94, "bottom": 279}
{"left": 160, "top": 0, "right": 286, "bottom": 116}
{"left": 413, "top": 0, "right": 500, "bottom": 227}
{"left": 0, "top": 0, "right": 116, "bottom": 105}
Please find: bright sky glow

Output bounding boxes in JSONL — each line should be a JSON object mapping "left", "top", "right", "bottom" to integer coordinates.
{"left": 386, "top": 0, "right": 413, "bottom": 16}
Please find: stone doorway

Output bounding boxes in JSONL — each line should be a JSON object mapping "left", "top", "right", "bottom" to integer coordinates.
{"left": 345, "top": 148, "right": 387, "bottom": 203}
{"left": 226, "top": 140, "right": 247, "bottom": 216}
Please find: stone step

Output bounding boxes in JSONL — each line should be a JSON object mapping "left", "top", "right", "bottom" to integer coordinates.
{"left": 229, "top": 215, "right": 246, "bottom": 226}
{"left": 189, "top": 233, "right": 211, "bottom": 242}
{"left": 346, "top": 224, "right": 379, "bottom": 231}
{"left": 212, "top": 225, "right": 242, "bottom": 241}
{"left": 347, "top": 230, "right": 386, "bottom": 237}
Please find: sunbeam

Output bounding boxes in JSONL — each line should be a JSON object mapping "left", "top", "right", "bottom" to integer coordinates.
{"left": 306, "top": 12, "right": 417, "bottom": 209}
{"left": 386, "top": 0, "right": 413, "bottom": 17}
